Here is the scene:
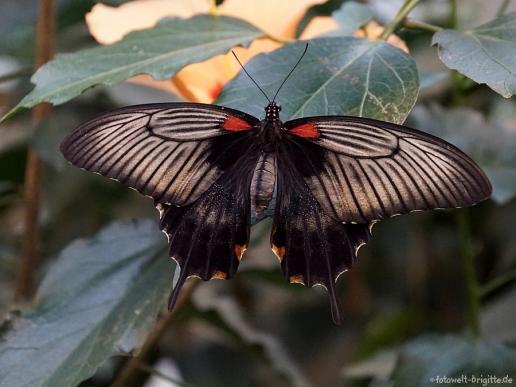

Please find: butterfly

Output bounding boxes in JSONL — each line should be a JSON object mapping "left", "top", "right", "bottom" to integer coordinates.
{"left": 60, "top": 46, "right": 491, "bottom": 324}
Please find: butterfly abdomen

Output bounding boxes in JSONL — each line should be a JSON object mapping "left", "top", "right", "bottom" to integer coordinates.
{"left": 250, "top": 153, "right": 277, "bottom": 224}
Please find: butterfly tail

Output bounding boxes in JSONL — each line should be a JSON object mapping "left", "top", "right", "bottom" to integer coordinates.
{"left": 168, "top": 267, "right": 188, "bottom": 311}
{"left": 327, "top": 279, "right": 344, "bottom": 326}
{"left": 272, "top": 162, "right": 371, "bottom": 325}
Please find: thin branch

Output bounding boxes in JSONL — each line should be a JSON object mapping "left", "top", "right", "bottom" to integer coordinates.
{"left": 403, "top": 18, "right": 443, "bottom": 33}
{"left": 15, "top": 0, "right": 55, "bottom": 301}
{"left": 110, "top": 278, "right": 200, "bottom": 387}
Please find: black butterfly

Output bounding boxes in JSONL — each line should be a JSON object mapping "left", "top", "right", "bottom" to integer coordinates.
{"left": 60, "top": 48, "right": 491, "bottom": 325}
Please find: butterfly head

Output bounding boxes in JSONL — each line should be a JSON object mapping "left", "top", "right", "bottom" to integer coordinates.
{"left": 265, "top": 102, "right": 281, "bottom": 122}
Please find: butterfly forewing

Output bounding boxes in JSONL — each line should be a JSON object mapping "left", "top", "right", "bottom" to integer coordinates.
{"left": 285, "top": 116, "right": 492, "bottom": 223}
{"left": 60, "top": 103, "right": 259, "bottom": 206}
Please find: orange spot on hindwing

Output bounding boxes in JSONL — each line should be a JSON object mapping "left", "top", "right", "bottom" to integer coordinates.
{"left": 272, "top": 244, "right": 285, "bottom": 262}
{"left": 211, "top": 270, "right": 227, "bottom": 280}
{"left": 289, "top": 274, "right": 305, "bottom": 284}
{"left": 222, "top": 116, "right": 252, "bottom": 132}
{"left": 290, "top": 122, "right": 320, "bottom": 138}
{"left": 234, "top": 244, "right": 247, "bottom": 261}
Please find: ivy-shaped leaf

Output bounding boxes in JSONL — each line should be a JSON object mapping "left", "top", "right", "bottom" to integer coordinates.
{"left": 218, "top": 37, "right": 419, "bottom": 124}
{"left": 0, "top": 15, "right": 264, "bottom": 123}
{"left": 432, "top": 12, "right": 516, "bottom": 98}
{"left": 0, "top": 220, "right": 172, "bottom": 387}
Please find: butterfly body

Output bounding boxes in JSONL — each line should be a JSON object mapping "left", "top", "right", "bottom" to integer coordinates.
{"left": 61, "top": 100, "right": 491, "bottom": 325}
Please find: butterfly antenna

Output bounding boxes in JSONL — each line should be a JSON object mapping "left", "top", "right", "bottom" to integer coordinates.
{"left": 231, "top": 50, "right": 271, "bottom": 103}
{"left": 272, "top": 43, "right": 309, "bottom": 102}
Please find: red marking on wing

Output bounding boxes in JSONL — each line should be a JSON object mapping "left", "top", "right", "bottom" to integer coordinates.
{"left": 290, "top": 122, "right": 320, "bottom": 138}
{"left": 222, "top": 116, "right": 252, "bottom": 132}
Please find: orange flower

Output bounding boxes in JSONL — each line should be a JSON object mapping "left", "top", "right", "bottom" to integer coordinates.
{"left": 86, "top": 0, "right": 407, "bottom": 103}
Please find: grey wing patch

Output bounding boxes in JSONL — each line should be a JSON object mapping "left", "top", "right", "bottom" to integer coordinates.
{"left": 60, "top": 103, "right": 258, "bottom": 206}
{"left": 250, "top": 153, "right": 277, "bottom": 224}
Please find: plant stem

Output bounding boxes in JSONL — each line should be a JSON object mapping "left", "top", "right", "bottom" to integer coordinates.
{"left": 110, "top": 278, "right": 199, "bottom": 387}
{"left": 448, "top": 0, "right": 466, "bottom": 105}
{"left": 497, "top": 0, "right": 511, "bottom": 16}
{"left": 479, "top": 268, "right": 516, "bottom": 298}
{"left": 15, "top": 0, "right": 54, "bottom": 301}
{"left": 448, "top": 0, "right": 481, "bottom": 336}
{"left": 450, "top": 0, "right": 458, "bottom": 28}
{"left": 403, "top": 19, "right": 443, "bottom": 33}
{"left": 456, "top": 211, "right": 481, "bottom": 336}
{"left": 380, "top": 0, "right": 422, "bottom": 39}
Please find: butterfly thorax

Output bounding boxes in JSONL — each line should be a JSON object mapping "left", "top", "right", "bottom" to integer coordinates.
{"left": 257, "top": 102, "right": 285, "bottom": 145}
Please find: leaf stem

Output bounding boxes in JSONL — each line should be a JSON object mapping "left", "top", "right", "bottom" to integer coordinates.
{"left": 455, "top": 211, "right": 481, "bottom": 336}
{"left": 380, "top": 0, "right": 422, "bottom": 39}
{"left": 450, "top": 0, "right": 458, "bottom": 29}
{"left": 402, "top": 19, "right": 443, "bottom": 33}
{"left": 479, "top": 268, "right": 516, "bottom": 298}
{"left": 448, "top": 0, "right": 466, "bottom": 105}
{"left": 14, "top": 0, "right": 55, "bottom": 301}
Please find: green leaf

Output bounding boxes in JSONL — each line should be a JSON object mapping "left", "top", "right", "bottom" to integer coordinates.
{"left": 0, "top": 15, "right": 264, "bottom": 123}
{"left": 332, "top": 1, "right": 374, "bottom": 35}
{"left": 217, "top": 37, "right": 419, "bottom": 124}
{"left": 432, "top": 12, "right": 516, "bottom": 98}
{"left": 0, "top": 220, "right": 172, "bottom": 387}
{"left": 391, "top": 334, "right": 516, "bottom": 387}
{"left": 296, "top": 0, "right": 348, "bottom": 37}
{"left": 408, "top": 105, "right": 516, "bottom": 204}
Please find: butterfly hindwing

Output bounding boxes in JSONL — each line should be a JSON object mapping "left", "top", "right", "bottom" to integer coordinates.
{"left": 272, "top": 147, "right": 371, "bottom": 324}
{"left": 160, "top": 147, "right": 261, "bottom": 311}
{"left": 60, "top": 102, "right": 259, "bottom": 206}
{"left": 285, "top": 116, "right": 492, "bottom": 224}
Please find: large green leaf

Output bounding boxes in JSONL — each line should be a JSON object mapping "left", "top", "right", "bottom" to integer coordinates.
{"left": 432, "top": 12, "right": 516, "bottom": 98}
{"left": 0, "top": 15, "right": 264, "bottom": 123}
{"left": 0, "top": 220, "right": 172, "bottom": 387}
{"left": 391, "top": 334, "right": 516, "bottom": 387}
{"left": 408, "top": 105, "right": 516, "bottom": 204}
{"left": 217, "top": 37, "right": 419, "bottom": 124}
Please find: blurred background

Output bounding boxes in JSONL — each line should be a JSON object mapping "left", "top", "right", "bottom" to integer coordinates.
{"left": 0, "top": 1, "right": 515, "bottom": 386}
